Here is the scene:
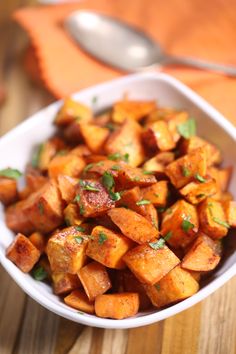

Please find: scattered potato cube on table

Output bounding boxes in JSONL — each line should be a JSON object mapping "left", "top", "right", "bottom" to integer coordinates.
{"left": 141, "top": 181, "right": 168, "bottom": 207}
{"left": 112, "top": 100, "right": 156, "bottom": 123}
{"left": 179, "top": 178, "right": 218, "bottom": 204}
{"left": 0, "top": 177, "right": 18, "bottom": 205}
{"left": 222, "top": 200, "right": 236, "bottom": 227}
{"left": 52, "top": 272, "right": 81, "bottom": 295}
{"left": 64, "top": 289, "right": 95, "bottom": 314}
{"left": 55, "top": 98, "right": 92, "bottom": 126}
{"left": 95, "top": 293, "right": 139, "bottom": 319}
{"left": 6, "top": 233, "right": 40, "bottom": 272}
{"left": 142, "top": 120, "right": 176, "bottom": 152}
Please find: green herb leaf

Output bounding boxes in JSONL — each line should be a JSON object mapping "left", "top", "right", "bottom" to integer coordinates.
{"left": 111, "top": 165, "right": 121, "bottom": 171}
{"left": 157, "top": 207, "right": 166, "bottom": 213}
{"left": 109, "top": 191, "right": 121, "bottom": 201}
{"left": 123, "top": 153, "right": 129, "bottom": 163}
{"left": 177, "top": 118, "right": 196, "bottom": 139}
{"left": 31, "top": 144, "right": 44, "bottom": 168}
{"left": 56, "top": 150, "right": 67, "bottom": 156}
{"left": 136, "top": 199, "right": 151, "bottom": 206}
{"left": 102, "top": 171, "right": 114, "bottom": 190}
{"left": 38, "top": 201, "right": 44, "bottom": 215}
{"left": 33, "top": 266, "right": 48, "bottom": 281}
{"left": 131, "top": 176, "right": 140, "bottom": 182}
{"left": 195, "top": 173, "right": 206, "bottom": 183}
{"left": 163, "top": 231, "right": 172, "bottom": 241}
{"left": 182, "top": 216, "right": 194, "bottom": 232}
{"left": 212, "top": 217, "right": 230, "bottom": 228}
{"left": 83, "top": 163, "right": 94, "bottom": 173}
{"left": 0, "top": 168, "right": 22, "bottom": 180}
{"left": 154, "top": 193, "right": 160, "bottom": 198}
{"left": 155, "top": 284, "right": 161, "bottom": 291}
{"left": 105, "top": 123, "right": 116, "bottom": 132}
{"left": 92, "top": 96, "right": 98, "bottom": 104}
{"left": 98, "top": 231, "right": 108, "bottom": 245}
{"left": 143, "top": 170, "right": 154, "bottom": 175}
{"left": 75, "top": 226, "right": 85, "bottom": 232}
{"left": 77, "top": 311, "right": 84, "bottom": 315}
{"left": 74, "top": 194, "right": 81, "bottom": 202}
{"left": 182, "top": 166, "right": 191, "bottom": 177}
{"left": 108, "top": 152, "right": 129, "bottom": 162}
{"left": 75, "top": 236, "right": 83, "bottom": 244}
{"left": 196, "top": 193, "right": 205, "bottom": 198}
{"left": 80, "top": 180, "right": 100, "bottom": 192}
{"left": 149, "top": 238, "right": 166, "bottom": 250}
{"left": 79, "top": 205, "right": 85, "bottom": 215}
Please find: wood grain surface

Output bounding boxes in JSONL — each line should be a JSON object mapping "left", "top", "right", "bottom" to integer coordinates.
{"left": 0, "top": 1, "right": 236, "bottom": 353}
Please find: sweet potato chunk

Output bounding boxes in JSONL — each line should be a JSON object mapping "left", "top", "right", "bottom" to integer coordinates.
{"left": 182, "top": 233, "right": 221, "bottom": 271}
{"left": 123, "top": 243, "right": 180, "bottom": 285}
{"left": 84, "top": 160, "right": 125, "bottom": 178}
{"left": 80, "top": 124, "right": 109, "bottom": 153}
{"left": 56, "top": 175, "right": 77, "bottom": 204}
{"left": 105, "top": 119, "right": 145, "bottom": 167}
{"left": 5, "top": 200, "right": 34, "bottom": 234}
{"left": 6, "top": 233, "right": 40, "bottom": 272}
{"left": 222, "top": 201, "right": 236, "bottom": 227}
{"left": 112, "top": 100, "right": 156, "bottom": 123}
{"left": 179, "top": 178, "right": 218, "bottom": 204}
{"left": 70, "top": 144, "right": 91, "bottom": 158}
{"left": 25, "top": 169, "right": 48, "bottom": 192}
{"left": 87, "top": 226, "right": 133, "bottom": 269}
{"left": 78, "top": 261, "right": 111, "bottom": 301}
{"left": 28, "top": 232, "right": 46, "bottom": 253}
{"left": 208, "top": 166, "right": 232, "bottom": 193}
{"left": 142, "top": 152, "right": 175, "bottom": 178}
{"left": 46, "top": 226, "right": 89, "bottom": 274}
{"left": 95, "top": 293, "right": 139, "bottom": 319}
{"left": 141, "top": 181, "right": 168, "bottom": 207}
{"left": 161, "top": 200, "right": 199, "bottom": 248}
{"left": 0, "top": 177, "right": 18, "bottom": 205}
{"left": 144, "top": 266, "right": 199, "bottom": 308}
{"left": 64, "top": 203, "right": 84, "bottom": 226}
{"left": 165, "top": 147, "right": 207, "bottom": 189}
{"left": 166, "top": 111, "right": 189, "bottom": 143}
{"left": 55, "top": 98, "right": 92, "bottom": 126}
{"left": 198, "top": 198, "right": 229, "bottom": 239}
{"left": 64, "top": 289, "right": 95, "bottom": 314}
{"left": 52, "top": 272, "right": 81, "bottom": 295}
{"left": 48, "top": 154, "right": 85, "bottom": 178}
{"left": 143, "top": 121, "right": 176, "bottom": 152}
{"left": 116, "top": 166, "right": 156, "bottom": 189}
{"left": 36, "top": 138, "right": 65, "bottom": 171}
{"left": 108, "top": 208, "right": 159, "bottom": 243}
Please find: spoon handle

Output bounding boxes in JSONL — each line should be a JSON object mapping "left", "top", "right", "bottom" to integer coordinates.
{"left": 165, "top": 55, "right": 236, "bottom": 77}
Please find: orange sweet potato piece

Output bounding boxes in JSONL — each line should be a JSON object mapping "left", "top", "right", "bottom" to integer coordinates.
{"left": 165, "top": 147, "right": 207, "bottom": 189}
{"left": 144, "top": 265, "right": 199, "bottom": 308}
{"left": 87, "top": 225, "right": 133, "bottom": 269}
{"left": 64, "top": 289, "right": 95, "bottom": 314}
{"left": 70, "top": 144, "right": 91, "bottom": 157}
{"left": 116, "top": 166, "right": 156, "bottom": 189}
{"left": 181, "top": 233, "right": 222, "bottom": 271}
{"left": 0, "top": 177, "right": 18, "bottom": 205}
{"left": 25, "top": 170, "right": 48, "bottom": 192}
{"left": 48, "top": 154, "right": 85, "bottom": 178}
{"left": 95, "top": 293, "right": 139, "bottom": 319}
{"left": 141, "top": 181, "right": 168, "bottom": 207}
{"left": 36, "top": 138, "right": 66, "bottom": 171}
{"left": 84, "top": 160, "right": 125, "bottom": 178}
{"left": 105, "top": 119, "right": 145, "bottom": 167}
{"left": 108, "top": 207, "right": 159, "bottom": 243}
{"left": 198, "top": 197, "right": 229, "bottom": 239}
{"left": 6, "top": 233, "right": 40, "bottom": 272}
{"left": 79, "top": 124, "right": 109, "bottom": 153}
{"left": 78, "top": 261, "right": 111, "bottom": 301}
{"left": 56, "top": 175, "right": 77, "bottom": 204}
{"left": 112, "top": 100, "right": 156, "bottom": 123}
{"left": 142, "top": 120, "right": 176, "bottom": 152}
{"left": 28, "top": 232, "right": 46, "bottom": 253}
{"left": 222, "top": 200, "right": 236, "bottom": 227}
{"left": 161, "top": 200, "right": 199, "bottom": 248}
{"left": 142, "top": 152, "right": 175, "bottom": 178}
{"left": 55, "top": 98, "right": 92, "bottom": 126}
{"left": 64, "top": 203, "right": 84, "bottom": 226}
{"left": 123, "top": 243, "right": 180, "bottom": 285}
{"left": 179, "top": 178, "right": 218, "bottom": 204}
{"left": 5, "top": 200, "right": 35, "bottom": 235}
{"left": 166, "top": 111, "right": 189, "bottom": 143}
{"left": 52, "top": 272, "right": 81, "bottom": 295}
{"left": 208, "top": 166, "right": 232, "bottom": 192}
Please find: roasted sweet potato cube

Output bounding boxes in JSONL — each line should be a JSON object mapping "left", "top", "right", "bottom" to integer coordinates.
{"left": 182, "top": 233, "right": 222, "bottom": 271}
{"left": 141, "top": 181, "right": 168, "bottom": 207}
{"left": 87, "top": 225, "right": 133, "bottom": 269}
{"left": 112, "top": 100, "right": 156, "bottom": 123}
{"left": 63, "top": 120, "right": 83, "bottom": 143}
{"left": 64, "top": 289, "right": 95, "bottom": 314}
{"left": 55, "top": 98, "right": 92, "bottom": 126}
{"left": 46, "top": 226, "right": 89, "bottom": 273}
{"left": 48, "top": 153, "right": 85, "bottom": 178}
{"left": 95, "top": 293, "right": 139, "bottom": 319}
{"left": 108, "top": 208, "right": 159, "bottom": 243}
{"left": 161, "top": 200, "right": 199, "bottom": 248}
{"left": 116, "top": 166, "right": 156, "bottom": 189}
{"left": 85, "top": 160, "right": 125, "bottom": 178}
{"left": 36, "top": 138, "right": 64, "bottom": 171}
{"left": 0, "top": 177, "right": 18, "bottom": 205}
{"left": 208, "top": 166, "right": 232, "bottom": 192}
{"left": 25, "top": 169, "right": 48, "bottom": 192}
{"left": 222, "top": 201, "right": 236, "bottom": 227}
{"left": 56, "top": 175, "right": 77, "bottom": 203}
{"left": 28, "top": 232, "right": 46, "bottom": 253}
{"left": 75, "top": 179, "right": 115, "bottom": 217}
{"left": 94, "top": 111, "right": 111, "bottom": 126}
{"left": 6, "top": 233, "right": 40, "bottom": 272}
{"left": 142, "top": 152, "right": 175, "bottom": 177}
{"left": 179, "top": 178, "right": 218, "bottom": 204}
{"left": 78, "top": 261, "right": 111, "bottom": 301}
{"left": 165, "top": 147, "right": 207, "bottom": 189}
{"left": 143, "top": 121, "right": 176, "bottom": 152}
{"left": 123, "top": 243, "right": 180, "bottom": 285}
{"left": 52, "top": 272, "right": 81, "bottom": 295}
{"left": 70, "top": 144, "right": 91, "bottom": 157}
{"left": 144, "top": 266, "right": 199, "bottom": 308}
{"left": 166, "top": 111, "right": 189, "bottom": 143}
{"left": 80, "top": 124, "right": 109, "bottom": 153}
{"left": 143, "top": 203, "right": 159, "bottom": 228}
{"left": 198, "top": 197, "right": 229, "bottom": 239}
{"left": 105, "top": 119, "right": 145, "bottom": 167}
{"left": 145, "top": 107, "right": 180, "bottom": 124}
{"left": 64, "top": 203, "right": 84, "bottom": 226}
{"left": 5, "top": 200, "right": 35, "bottom": 234}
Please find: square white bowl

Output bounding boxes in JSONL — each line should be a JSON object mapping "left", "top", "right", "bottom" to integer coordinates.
{"left": 0, "top": 72, "right": 236, "bottom": 329}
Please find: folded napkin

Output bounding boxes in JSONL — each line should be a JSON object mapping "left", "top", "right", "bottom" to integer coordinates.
{"left": 14, "top": 0, "right": 236, "bottom": 121}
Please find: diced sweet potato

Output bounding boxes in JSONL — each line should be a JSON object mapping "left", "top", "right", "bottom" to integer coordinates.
{"left": 25, "top": 169, "right": 48, "bottom": 192}
{"left": 123, "top": 243, "right": 180, "bottom": 285}
{"left": 108, "top": 208, "right": 159, "bottom": 243}
{"left": 36, "top": 138, "right": 65, "bottom": 171}
{"left": 165, "top": 147, "right": 207, "bottom": 189}
{"left": 75, "top": 179, "right": 115, "bottom": 217}
{"left": 179, "top": 178, "right": 218, "bottom": 204}
{"left": 116, "top": 166, "right": 156, "bottom": 189}
{"left": 56, "top": 175, "right": 77, "bottom": 204}
{"left": 79, "top": 124, "right": 109, "bottom": 153}
{"left": 198, "top": 197, "right": 229, "bottom": 239}
{"left": 94, "top": 112, "right": 111, "bottom": 126}
{"left": 64, "top": 289, "right": 95, "bottom": 314}
{"left": 6, "top": 233, "right": 40, "bottom": 272}
{"left": 87, "top": 225, "right": 133, "bottom": 269}
{"left": 112, "top": 100, "right": 156, "bottom": 123}
{"left": 105, "top": 119, "right": 145, "bottom": 167}
{"left": 0, "top": 177, "right": 18, "bottom": 205}
{"left": 222, "top": 201, "right": 236, "bottom": 227}
{"left": 48, "top": 154, "right": 85, "bottom": 178}
{"left": 95, "top": 293, "right": 139, "bottom": 319}
{"left": 84, "top": 160, "right": 125, "bottom": 178}
{"left": 64, "top": 203, "right": 84, "bottom": 226}
{"left": 46, "top": 226, "right": 89, "bottom": 273}
{"left": 28, "top": 232, "right": 46, "bottom": 253}
{"left": 52, "top": 272, "right": 81, "bottom": 295}
{"left": 145, "top": 107, "right": 181, "bottom": 124}
{"left": 166, "top": 111, "right": 189, "bottom": 143}
{"left": 141, "top": 181, "right": 168, "bottom": 207}
{"left": 5, "top": 200, "right": 35, "bottom": 234}
{"left": 55, "top": 98, "right": 92, "bottom": 126}
{"left": 161, "top": 200, "right": 199, "bottom": 248}
{"left": 142, "top": 121, "right": 176, "bottom": 152}
{"left": 78, "top": 261, "right": 111, "bottom": 301}
{"left": 142, "top": 152, "right": 175, "bottom": 178}
{"left": 181, "top": 233, "right": 222, "bottom": 271}
{"left": 208, "top": 166, "right": 232, "bottom": 192}
{"left": 144, "top": 266, "right": 199, "bottom": 308}
{"left": 63, "top": 120, "right": 83, "bottom": 144}
{"left": 70, "top": 144, "right": 91, "bottom": 157}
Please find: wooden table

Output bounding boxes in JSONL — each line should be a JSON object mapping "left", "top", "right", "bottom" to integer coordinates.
{"left": 1, "top": 1, "right": 236, "bottom": 353}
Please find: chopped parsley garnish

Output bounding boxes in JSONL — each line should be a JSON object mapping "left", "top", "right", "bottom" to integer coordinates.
{"left": 0, "top": 168, "right": 22, "bottom": 180}
{"left": 177, "top": 118, "right": 196, "bottom": 139}
{"left": 105, "top": 123, "right": 116, "bottom": 132}
{"left": 102, "top": 171, "right": 114, "bottom": 190}
{"left": 163, "top": 231, "right": 172, "bottom": 241}
{"left": 154, "top": 193, "right": 160, "bottom": 198}
{"left": 196, "top": 193, "right": 205, "bottom": 198}
{"left": 111, "top": 165, "right": 121, "bottom": 171}
{"left": 182, "top": 216, "right": 194, "bottom": 232}
{"left": 56, "top": 150, "right": 67, "bottom": 156}
{"left": 136, "top": 199, "right": 151, "bottom": 206}
{"left": 155, "top": 284, "right": 161, "bottom": 291}
{"left": 182, "top": 166, "right": 191, "bottom": 177}
{"left": 123, "top": 153, "right": 129, "bottom": 162}
{"left": 83, "top": 163, "right": 94, "bottom": 173}
{"left": 79, "top": 180, "right": 100, "bottom": 192}
{"left": 149, "top": 238, "right": 166, "bottom": 250}
{"left": 157, "top": 207, "right": 166, "bottom": 213}
{"left": 143, "top": 170, "right": 154, "bottom": 175}
{"left": 131, "top": 176, "right": 140, "bottom": 182}
{"left": 38, "top": 201, "right": 44, "bottom": 215}
{"left": 31, "top": 144, "right": 44, "bottom": 168}
{"left": 74, "top": 194, "right": 81, "bottom": 202}
{"left": 91, "top": 96, "right": 98, "bottom": 104}
{"left": 98, "top": 231, "right": 108, "bottom": 245}
{"left": 79, "top": 205, "right": 85, "bottom": 215}
{"left": 108, "top": 152, "right": 129, "bottom": 162}
{"left": 75, "top": 236, "right": 83, "bottom": 244}
{"left": 166, "top": 208, "right": 173, "bottom": 214}
{"left": 75, "top": 226, "right": 85, "bottom": 232}
{"left": 195, "top": 174, "right": 206, "bottom": 183}
{"left": 212, "top": 217, "right": 230, "bottom": 228}
{"left": 77, "top": 311, "right": 84, "bottom": 315}
{"left": 33, "top": 266, "right": 48, "bottom": 281}
{"left": 109, "top": 191, "right": 121, "bottom": 201}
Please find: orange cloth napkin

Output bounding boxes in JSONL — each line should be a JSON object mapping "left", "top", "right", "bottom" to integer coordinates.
{"left": 14, "top": 0, "right": 236, "bottom": 122}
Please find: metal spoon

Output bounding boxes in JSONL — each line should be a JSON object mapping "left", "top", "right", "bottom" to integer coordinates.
{"left": 65, "top": 10, "right": 236, "bottom": 76}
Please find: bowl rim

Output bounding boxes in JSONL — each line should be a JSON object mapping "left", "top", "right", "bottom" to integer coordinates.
{"left": 1, "top": 71, "right": 236, "bottom": 329}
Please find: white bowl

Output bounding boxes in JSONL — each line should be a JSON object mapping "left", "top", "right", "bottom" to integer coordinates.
{"left": 1, "top": 72, "right": 236, "bottom": 329}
